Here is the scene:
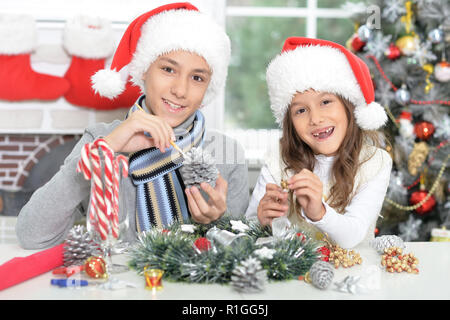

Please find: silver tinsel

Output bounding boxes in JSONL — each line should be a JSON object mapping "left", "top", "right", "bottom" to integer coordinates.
{"left": 63, "top": 225, "right": 101, "bottom": 266}
{"left": 309, "top": 260, "right": 334, "bottom": 290}
{"left": 369, "top": 235, "right": 405, "bottom": 254}
{"left": 231, "top": 257, "right": 267, "bottom": 293}
{"left": 179, "top": 147, "right": 219, "bottom": 188}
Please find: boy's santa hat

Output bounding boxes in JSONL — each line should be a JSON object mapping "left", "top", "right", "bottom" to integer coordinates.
{"left": 91, "top": 2, "right": 230, "bottom": 106}
{"left": 266, "top": 37, "right": 387, "bottom": 130}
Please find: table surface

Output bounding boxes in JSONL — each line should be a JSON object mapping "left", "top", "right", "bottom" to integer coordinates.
{"left": 0, "top": 242, "right": 449, "bottom": 300}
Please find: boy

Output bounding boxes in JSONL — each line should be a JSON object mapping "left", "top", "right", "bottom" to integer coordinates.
{"left": 16, "top": 3, "right": 249, "bottom": 249}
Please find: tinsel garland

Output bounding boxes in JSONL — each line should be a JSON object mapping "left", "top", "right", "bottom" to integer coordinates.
{"left": 127, "top": 216, "right": 321, "bottom": 284}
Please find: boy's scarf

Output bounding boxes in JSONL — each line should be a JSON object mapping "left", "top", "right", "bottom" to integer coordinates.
{"left": 127, "top": 98, "right": 205, "bottom": 231}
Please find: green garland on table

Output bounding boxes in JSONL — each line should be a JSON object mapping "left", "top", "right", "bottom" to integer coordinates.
{"left": 127, "top": 216, "right": 322, "bottom": 284}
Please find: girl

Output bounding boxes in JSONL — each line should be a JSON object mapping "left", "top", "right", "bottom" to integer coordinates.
{"left": 16, "top": 3, "right": 249, "bottom": 249}
{"left": 245, "top": 37, "right": 392, "bottom": 249}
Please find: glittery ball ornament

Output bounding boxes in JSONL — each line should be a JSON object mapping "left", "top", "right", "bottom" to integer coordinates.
{"left": 350, "top": 34, "right": 366, "bottom": 52}
{"left": 84, "top": 256, "right": 108, "bottom": 279}
{"left": 434, "top": 61, "right": 450, "bottom": 83}
{"left": 427, "top": 28, "right": 444, "bottom": 44}
{"left": 410, "top": 189, "right": 436, "bottom": 215}
{"left": 394, "top": 85, "right": 411, "bottom": 106}
{"left": 414, "top": 121, "right": 435, "bottom": 141}
{"left": 179, "top": 147, "right": 219, "bottom": 188}
{"left": 385, "top": 43, "right": 401, "bottom": 60}
{"left": 395, "top": 35, "right": 419, "bottom": 56}
{"left": 357, "top": 24, "right": 373, "bottom": 42}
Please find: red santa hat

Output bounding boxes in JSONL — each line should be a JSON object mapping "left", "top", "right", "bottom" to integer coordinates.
{"left": 266, "top": 37, "right": 387, "bottom": 130}
{"left": 91, "top": 2, "right": 230, "bottom": 106}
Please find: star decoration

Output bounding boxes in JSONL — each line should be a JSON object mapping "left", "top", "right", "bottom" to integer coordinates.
{"left": 398, "top": 215, "right": 422, "bottom": 241}
{"left": 364, "top": 32, "right": 392, "bottom": 59}
{"left": 180, "top": 224, "right": 197, "bottom": 233}
{"left": 334, "top": 275, "right": 363, "bottom": 294}
{"left": 253, "top": 247, "right": 276, "bottom": 260}
{"left": 231, "top": 220, "right": 250, "bottom": 233}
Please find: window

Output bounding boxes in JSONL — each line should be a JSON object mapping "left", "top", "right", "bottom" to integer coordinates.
{"left": 225, "top": 0, "right": 361, "bottom": 131}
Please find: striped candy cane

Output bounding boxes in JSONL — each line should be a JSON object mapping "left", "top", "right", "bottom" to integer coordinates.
{"left": 111, "top": 155, "right": 129, "bottom": 238}
{"left": 76, "top": 138, "right": 128, "bottom": 241}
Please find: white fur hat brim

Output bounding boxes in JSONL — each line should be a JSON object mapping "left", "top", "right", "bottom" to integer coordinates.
{"left": 0, "top": 14, "right": 36, "bottom": 54}
{"left": 128, "top": 9, "right": 230, "bottom": 106}
{"left": 266, "top": 45, "right": 387, "bottom": 130}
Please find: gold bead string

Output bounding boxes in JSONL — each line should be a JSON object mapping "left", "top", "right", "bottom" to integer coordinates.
{"left": 385, "top": 154, "right": 449, "bottom": 211}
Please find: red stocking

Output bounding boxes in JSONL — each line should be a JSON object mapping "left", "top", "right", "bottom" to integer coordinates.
{"left": 62, "top": 16, "right": 141, "bottom": 110}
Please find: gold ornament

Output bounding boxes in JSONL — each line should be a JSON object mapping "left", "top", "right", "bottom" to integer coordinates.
{"left": 408, "top": 142, "right": 429, "bottom": 176}
{"left": 423, "top": 63, "right": 434, "bottom": 94}
{"left": 280, "top": 179, "right": 289, "bottom": 190}
{"left": 395, "top": 35, "right": 419, "bottom": 56}
{"left": 380, "top": 246, "right": 419, "bottom": 274}
{"left": 400, "top": 1, "right": 414, "bottom": 34}
{"left": 323, "top": 235, "right": 362, "bottom": 269}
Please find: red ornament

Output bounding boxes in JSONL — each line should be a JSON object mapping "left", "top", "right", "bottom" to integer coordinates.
{"left": 296, "top": 232, "right": 306, "bottom": 241}
{"left": 374, "top": 227, "right": 380, "bottom": 236}
{"left": 194, "top": 237, "right": 211, "bottom": 252}
{"left": 409, "top": 190, "right": 436, "bottom": 215}
{"left": 317, "top": 246, "right": 330, "bottom": 261}
{"left": 84, "top": 256, "right": 108, "bottom": 279}
{"left": 385, "top": 43, "right": 401, "bottom": 60}
{"left": 414, "top": 121, "right": 435, "bottom": 140}
{"left": 351, "top": 34, "right": 366, "bottom": 52}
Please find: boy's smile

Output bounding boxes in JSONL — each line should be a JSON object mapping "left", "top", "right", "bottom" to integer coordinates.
{"left": 142, "top": 50, "right": 212, "bottom": 127}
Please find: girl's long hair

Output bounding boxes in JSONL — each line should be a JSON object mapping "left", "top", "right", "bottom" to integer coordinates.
{"left": 280, "top": 95, "right": 382, "bottom": 214}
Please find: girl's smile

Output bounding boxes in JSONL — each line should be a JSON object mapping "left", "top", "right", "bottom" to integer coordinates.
{"left": 311, "top": 126, "right": 334, "bottom": 140}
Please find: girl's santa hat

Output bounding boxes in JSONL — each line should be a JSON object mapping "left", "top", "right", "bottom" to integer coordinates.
{"left": 91, "top": 2, "right": 230, "bottom": 106}
{"left": 266, "top": 37, "right": 387, "bottom": 130}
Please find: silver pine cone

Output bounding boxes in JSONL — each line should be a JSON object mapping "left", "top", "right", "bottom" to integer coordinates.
{"left": 309, "top": 260, "right": 334, "bottom": 290}
{"left": 231, "top": 257, "right": 267, "bottom": 293}
{"left": 63, "top": 225, "right": 101, "bottom": 266}
{"left": 369, "top": 235, "right": 405, "bottom": 254}
{"left": 179, "top": 147, "right": 219, "bottom": 188}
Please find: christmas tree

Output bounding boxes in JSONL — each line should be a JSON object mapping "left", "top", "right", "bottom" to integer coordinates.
{"left": 344, "top": 0, "right": 449, "bottom": 241}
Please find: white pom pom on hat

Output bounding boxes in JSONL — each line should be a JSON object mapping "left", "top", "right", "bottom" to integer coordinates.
{"left": 266, "top": 37, "right": 387, "bottom": 130}
{"left": 91, "top": 2, "right": 231, "bottom": 106}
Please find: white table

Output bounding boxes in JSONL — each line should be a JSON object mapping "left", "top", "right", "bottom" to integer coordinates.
{"left": 0, "top": 242, "right": 449, "bottom": 300}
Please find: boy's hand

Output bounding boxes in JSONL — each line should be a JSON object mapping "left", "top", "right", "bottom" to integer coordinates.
{"left": 257, "top": 183, "right": 289, "bottom": 226}
{"left": 288, "top": 169, "right": 326, "bottom": 221}
{"left": 185, "top": 174, "right": 228, "bottom": 224}
{"left": 104, "top": 109, "right": 175, "bottom": 153}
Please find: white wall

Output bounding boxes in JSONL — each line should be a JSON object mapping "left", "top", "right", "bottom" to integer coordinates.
{"left": 0, "top": 0, "right": 227, "bottom": 134}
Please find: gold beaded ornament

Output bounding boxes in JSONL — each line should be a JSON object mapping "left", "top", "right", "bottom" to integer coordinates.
{"left": 381, "top": 246, "right": 419, "bottom": 274}
{"left": 323, "top": 234, "right": 362, "bottom": 269}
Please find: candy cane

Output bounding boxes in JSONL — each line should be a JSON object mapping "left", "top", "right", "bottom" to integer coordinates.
{"left": 76, "top": 138, "right": 128, "bottom": 241}
{"left": 111, "top": 155, "right": 129, "bottom": 239}
{"left": 90, "top": 145, "right": 110, "bottom": 240}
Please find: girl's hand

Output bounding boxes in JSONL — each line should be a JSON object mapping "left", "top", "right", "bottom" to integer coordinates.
{"left": 104, "top": 110, "right": 175, "bottom": 153}
{"left": 257, "top": 183, "right": 289, "bottom": 226}
{"left": 288, "top": 169, "right": 326, "bottom": 221}
{"left": 185, "top": 174, "right": 228, "bottom": 224}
